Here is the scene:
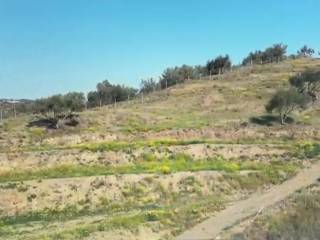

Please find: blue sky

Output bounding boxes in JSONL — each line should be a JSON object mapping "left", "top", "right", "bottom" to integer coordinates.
{"left": 0, "top": 0, "right": 319, "bottom": 99}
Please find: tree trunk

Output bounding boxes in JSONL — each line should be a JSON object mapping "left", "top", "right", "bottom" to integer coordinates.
{"left": 281, "top": 113, "right": 288, "bottom": 125}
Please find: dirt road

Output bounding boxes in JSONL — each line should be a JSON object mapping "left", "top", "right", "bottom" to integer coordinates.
{"left": 176, "top": 162, "right": 320, "bottom": 240}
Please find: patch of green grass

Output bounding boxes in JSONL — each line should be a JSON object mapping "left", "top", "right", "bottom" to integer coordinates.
{"left": 17, "top": 139, "right": 209, "bottom": 153}
{"left": 7, "top": 138, "right": 294, "bottom": 154}
{"left": 224, "top": 161, "right": 298, "bottom": 191}
{"left": 294, "top": 141, "right": 320, "bottom": 159}
{"left": 140, "top": 152, "right": 158, "bottom": 162}
{"left": 0, "top": 201, "right": 163, "bottom": 230}
{"left": 118, "top": 109, "right": 211, "bottom": 133}
{"left": 0, "top": 154, "right": 286, "bottom": 183}
{"left": 28, "top": 127, "right": 46, "bottom": 143}
{"left": 0, "top": 193, "right": 223, "bottom": 239}
{"left": 17, "top": 196, "right": 224, "bottom": 240}
{"left": 74, "top": 139, "right": 209, "bottom": 152}
{"left": 28, "top": 212, "right": 162, "bottom": 240}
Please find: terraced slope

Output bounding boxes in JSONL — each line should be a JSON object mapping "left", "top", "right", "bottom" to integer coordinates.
{"left": 0, "top": 58, "right": 320, "bottom": 240}
{"left": 224, "top": 181, "right": 320, "bottom": 240}
{"left": 176, "top": 161, "right": 320, "bottom": 240}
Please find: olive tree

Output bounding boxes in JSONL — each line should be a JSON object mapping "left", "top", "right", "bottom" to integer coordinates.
{"left": 297, "top": 45, "right": 315, "bottom": 57}
{"left": 63, "top": 92, "right": 86, "bottom": 112}
{"left": 289, "top": 70, "right": 320, "bottom": 101}
{"left": 88, "top": 81, "right": 137, "bottom": 107}
{"left": 140, "top": 78, "right": 158, "bottom": 94}
{"left": 266, "top": 88, "right": 309, "bottom": 124}
{"left": 159, "top": 65, "right": 198, "bottom": 89}
{"left": 206, "top": 55, "right": 231, "bottom": 75}
{"left": 242, "top": 43, "right": 287, "bottom": 65}
{"left": 33, "top": 92, "right": 85, "bottom": 118}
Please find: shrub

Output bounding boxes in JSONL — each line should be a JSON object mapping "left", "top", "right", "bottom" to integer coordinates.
{"left": 289, "top": 69, "right": 320, "bottom": 102}
{"left": 295, "top": 142, "right": 320, "bottom": 159}
{"left": 141, "top": 153, "right": 157, "bottom": 162}
{"left": 29, "top": 127, "right": 46, "bottom": 143}
{"left": 144, "top": 211, "right": 160, "bottom": 222}
{"left": 159, "top": 165, "right": 171, "bottom": 174}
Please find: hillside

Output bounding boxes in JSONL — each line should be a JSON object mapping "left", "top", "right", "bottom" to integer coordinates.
{"left": 0, "top": 58, "right": 320, "bottom": 240}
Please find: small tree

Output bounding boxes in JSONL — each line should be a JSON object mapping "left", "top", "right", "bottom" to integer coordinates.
{"left": 63, "top": 92, "right": 86, "bottom": 112}
{"left": 242, "top": 50, "right": 264, "bottom": 65}
{"left": 159, "top": 65, "right": 197, "bottom": 88}
{"left": 140, "top": 78, "right": 158, "bottom": 94}
{"left": 33, "top": 92, "right": 85, "bottom": 119}
{"left": 87, "top": 91, "right": 100, "bottom": 108}
{"left": 45, "top": 95, "right": 64, "bottom": 118}
{"left": 269, "top": 43, "right": 287, "bottom": 62}
{"left": 297, "top": 45, "right": 315, "bottom": 57}
{"left": 266, "top": 88, "right": 309, "bottom": 124}
{"left": 289, "top": 70, "right": 320, "bottom": 101}
{"left": 96, "top": 80, "right": 112, "bottom": 107}
{"left": 206, "top": 55, "right": 231, "bottom": 75}
{"left": 242, "top": 43, "right": 287, "bottom": 65}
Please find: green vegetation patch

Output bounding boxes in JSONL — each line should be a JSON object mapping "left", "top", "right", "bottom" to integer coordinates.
{"left": 224, "top": 162, "right": 297, "bottom": 191}
{"left": 294, "top": 141, "right": 320, "bottom": 159}
{"left": 74, "top": 139, "right": 208, "bottom": 152}
{"left": 18, "top": 139, "right": 209, "bottom": 153}
{"left": 1, "top": 196, "right": 224, "bottom": 240}
{"left": 0, "top": 154, "right": 297, "bottom": 183}
{"left": 11, "top": 138, "right": 294, "bottom": 153}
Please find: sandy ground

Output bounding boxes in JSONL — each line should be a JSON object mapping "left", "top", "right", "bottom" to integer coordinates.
{"left": 0, "top": 171, "right": 225, "bottom": 215}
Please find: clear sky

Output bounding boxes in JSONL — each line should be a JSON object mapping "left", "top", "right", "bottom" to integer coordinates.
{"left": 0, "top": 0, "right": 319, "bottom": 99}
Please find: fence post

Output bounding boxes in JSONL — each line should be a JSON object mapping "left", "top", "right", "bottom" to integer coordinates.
{"left": 166, "top": 79, "right": 168, "bottom": 95}
{"left": 13, "top": 102, "right": 17, "bottom": 118}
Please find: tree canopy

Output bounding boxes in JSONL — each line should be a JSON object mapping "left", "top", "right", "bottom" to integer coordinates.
{"left": 242, "top": 43, "right": 287, "bottom": 65}
{"left": 206, "top": 55, "right": 231, "bottom": 75}
{"left": 289, "top": 70, "right": 320, "bottom": 101}
{"left": 140, "top": 78, "right": 158, "bottom": 94}
{"left": 266, "top": 88, "right": 309, "bottom": 124}
{"left": 87, "top": 80, "right": 137, "bottom": 108}
{"left": 159, "top": 65, "right": 203, "bottom": 89}
{"left": 33, "top": 92, "right": 86, "bottom": 117}
{"left": 297, "top": 45, "right": 315, "bottom": 57}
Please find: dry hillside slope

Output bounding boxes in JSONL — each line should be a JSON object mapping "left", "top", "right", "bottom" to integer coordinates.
{"left": 0, "top": 58, "right": 320, "bottom": 240}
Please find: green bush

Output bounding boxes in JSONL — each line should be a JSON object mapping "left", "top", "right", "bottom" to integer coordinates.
{"left": 295, "top": 142, "right": 320, "bottom": 159}
{"left": 159, "top": 165, "right": 171, "bottom": 174}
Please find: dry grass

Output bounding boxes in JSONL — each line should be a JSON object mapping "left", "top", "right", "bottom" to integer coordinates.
{"left": 1, "top": 58, "right": 320, "bottom": 240}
